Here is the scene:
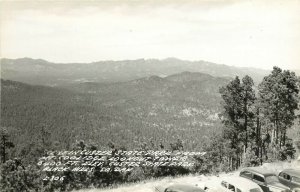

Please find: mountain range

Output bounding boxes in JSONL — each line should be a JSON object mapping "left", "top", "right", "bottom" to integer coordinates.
{"left": 2, "top": 57, "right": 298, "bottom": 157}
{"left": 1, "top": 57, "right": 269, "bottom": 86}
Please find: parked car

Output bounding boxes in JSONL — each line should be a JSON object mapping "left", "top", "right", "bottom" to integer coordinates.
{"left": 155, "top": 184, "right": 206, "bottom": 192}
{"left": 203, "top": 176, "right": 263, "bottom": 192}
{"left": 278, "top": 169, "right": 300, "bottom": 191}
{"left": 240, "top": 167, "right": 291, "bottom": 192}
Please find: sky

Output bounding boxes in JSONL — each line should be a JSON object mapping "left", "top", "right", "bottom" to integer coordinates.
{"left": 1, "top": 0, "right": 300, "bottom": 70}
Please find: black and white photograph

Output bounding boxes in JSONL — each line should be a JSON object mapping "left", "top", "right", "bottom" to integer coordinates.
{"left": 1, "top": 0, "right": 300, "bottom": 192}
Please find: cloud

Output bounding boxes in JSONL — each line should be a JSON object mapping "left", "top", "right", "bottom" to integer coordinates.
{"left": 1, "top": 0, "right": 300, "bottom": 70}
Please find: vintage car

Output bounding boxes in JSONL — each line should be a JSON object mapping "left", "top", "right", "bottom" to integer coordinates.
{"left": 155, "top": 184, "right": 206, "bottom": 192}
{"left": 203, "top": 176, "right": 263, "bottom": 192}
{"left": 240, "top": 167, "right": 291, "bottom": 192}
{"left": 278, "top": 169, "right": 300, "bottom": 191}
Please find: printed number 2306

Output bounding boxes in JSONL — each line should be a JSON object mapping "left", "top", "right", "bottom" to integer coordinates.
{"left": 43, "top": 176, "right": 65, "bottom": 181}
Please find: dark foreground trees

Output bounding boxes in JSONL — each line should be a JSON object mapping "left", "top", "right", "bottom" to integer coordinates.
{"left": 258, "top": 67, "right": 299, "bottom": 147}
{"left": 219, "top": 75, "right": 256, "bottom": 169}
{"left": 219, "top": 66, "right": 299, "bottom": 169}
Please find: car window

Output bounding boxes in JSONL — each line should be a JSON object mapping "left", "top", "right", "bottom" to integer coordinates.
{"left": 292, "top": 176, "right": 300, "bottom": 184}
{"left": 240, "top": 171, "right": 252, "bottom": 179}
{"left": 279, "top": 172, "right": 285, "bottom": 178}
{"left": 279, "top": 172, "right": 291, "bottom": 181}
{"left": 284, "top": 174, "right": 291, "bottom": 180}
{"left": 228, "top": 184, "right": 235, "bottom": 192}
{"left": 253, "top": 174, "right": 265, "bottom": 183}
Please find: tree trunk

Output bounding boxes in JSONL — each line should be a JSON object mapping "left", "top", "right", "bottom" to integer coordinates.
{"left": 1, "top": 136, "right": 6, "bottom": 163}
{"left": 283, "top": 129, "right": 286, "bottom": 146}
{"left": 256, "top": 108, "right": 260, "bottom": 157}
{"left": 244, "top": 96, "right": 248, "bottom": 151}
{"left": 279, "top": 130, "right": 283, "bottom": 148}
{"left": 260, "top": 144, "right": 263, "bottom": 165}
{"left": 276, "top": 120, "right": 279, "bottom": 144}
{"left": 236, "top": 153, "right": 239, "bottom": 169}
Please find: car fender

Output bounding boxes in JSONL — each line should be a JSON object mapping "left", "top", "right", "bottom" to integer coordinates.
{"left": 293, "top": 188, "right": 300, "bottom": 192}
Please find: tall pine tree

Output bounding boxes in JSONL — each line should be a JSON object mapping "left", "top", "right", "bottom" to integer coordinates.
{"left": 219, "top": 75, "right": 256, "bottom": 168}
{"left": 258, "top": 67, "right": 299, "bottom": 147}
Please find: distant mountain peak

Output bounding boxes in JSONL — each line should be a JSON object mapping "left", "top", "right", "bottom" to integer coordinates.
{"left": 1, "top": 57, "right": 49, "bottom": 65}
{"left": 163, "top": 57, "right": 182, "bottom": 61}
{"left": 146, "top": 75, "right": 164, "bottom": 81}
{"left": 165, "top": 71, "right": 214, "bottom": 82}
{"left": 132, "top": 75, "right": 166, "bottom": 85}
{"left": 1, "top": 57, "right": 269, "bottom": 86}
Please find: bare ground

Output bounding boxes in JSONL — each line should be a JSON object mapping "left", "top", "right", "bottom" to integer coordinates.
{"left": 74, "top": 160, "right": 300, "bottom": 192}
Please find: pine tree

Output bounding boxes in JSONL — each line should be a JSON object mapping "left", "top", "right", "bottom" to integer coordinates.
{"left": 241, "top": 75, "right": 256, "bottom": 152}
{"left": 219, "top": 75, "right": 257, "bottom": 168}
{"left": 219, "top": 76, "right": 244, "bottom": 168}
{"left": 258, "top": 67, "right": 299, "bottom": 148}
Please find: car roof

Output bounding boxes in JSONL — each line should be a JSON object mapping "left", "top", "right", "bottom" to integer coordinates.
{"left": 222, "top": 176, "right": 262, "bottom": 190}
{"left": 280, "top": 169, "right": 300, "bottom": 177}
{"left": 241, "top": 167, "right": 276, "bottom": 176}
{"left": 168, "top": 184, "right": 205, "bottom": 192}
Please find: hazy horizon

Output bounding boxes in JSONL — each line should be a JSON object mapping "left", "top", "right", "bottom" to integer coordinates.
{"left": 3, "top": 57, "right": 300, "bottom": 73}
{"left": 1, "top": 0, "right": 300, "bottom": 70}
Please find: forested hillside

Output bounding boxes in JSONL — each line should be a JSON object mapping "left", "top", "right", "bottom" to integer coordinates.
{"left": 1, "top": 66, "right": 299, "bottom": 192}
{"left": 1, "top": 72, "right": 229, "bottom": 163}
